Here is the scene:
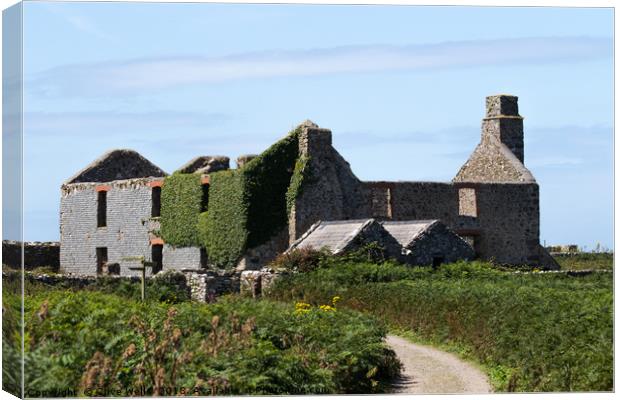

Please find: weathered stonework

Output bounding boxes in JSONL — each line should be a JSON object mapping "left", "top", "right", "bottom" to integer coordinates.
{"left": 2, "top": 240, "right": 60, "bottom": 270}
{"left": 176, "top": 155, "right": 230, "bottom": 174}
{"left": 240, "top": 268, "right": 280, "bottom": 298}
{"left": 382, "top": 220, "right": 475, "bottom": 266}
{"left": 59, "top": 94, "right": 559, "bottom": 275}
{"left": 184, "top": 270, "right": 240, "bottom": 301}
{"left": 60, "top": 177, "right": 162, "bottom": 276}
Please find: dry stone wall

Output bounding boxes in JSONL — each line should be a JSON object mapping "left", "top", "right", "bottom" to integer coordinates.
{"left": 2, "top": 240, "right": 60, "bottom": 270}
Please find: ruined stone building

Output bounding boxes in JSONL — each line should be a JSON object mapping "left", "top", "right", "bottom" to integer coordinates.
{"left": 59, "top": 94, "right": 558, "bottom": 276}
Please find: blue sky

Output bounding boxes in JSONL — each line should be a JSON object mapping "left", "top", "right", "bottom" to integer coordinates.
{"left": 11, "top": 1, "right": 614, "bottom": 249}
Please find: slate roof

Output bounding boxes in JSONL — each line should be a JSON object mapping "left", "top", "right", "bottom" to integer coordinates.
{"left": 380, "top": 220, "right": 439, "bottom": 248}
{"left": 289, "top": 219, "right": 375, "bottom": 254}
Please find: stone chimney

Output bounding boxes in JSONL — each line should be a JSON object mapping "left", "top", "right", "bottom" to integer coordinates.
{"left": 482, "top": 95, "right": 524, "bottom": 163}
{"left": 298, "top": 120, "right": 332, "bottom": 158}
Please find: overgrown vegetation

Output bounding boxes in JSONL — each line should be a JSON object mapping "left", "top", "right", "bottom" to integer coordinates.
{"left": 160, "top": 126, "right": 309, "bottom": 269}
{"left": 243, "top": 128, "right": 301, "bottom": 248}
{"left": 160, "top": 173, "right": 203, "bottom": 247}
{"left": 5, "top": 280, "right": 400, "bottom": 396}
{"left": 267, "top": 257, "right": 613, "bottom": 392}
{"left": 555, "top": 252, "right": 613, "bottom": 271}
{"left": 201, "top": 170, "right": 249, "bottom": 269}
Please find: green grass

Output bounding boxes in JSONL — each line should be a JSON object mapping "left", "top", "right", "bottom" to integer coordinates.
{"left": 3, "top": 278, "right": 400, "bottom": 396}
{"left": 267, "top": 259, "right": 613, "bottom": 392}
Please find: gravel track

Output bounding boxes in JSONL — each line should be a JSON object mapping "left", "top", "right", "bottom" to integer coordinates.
{"left": 386, "top": 335, "right": 492, "bottom": 394}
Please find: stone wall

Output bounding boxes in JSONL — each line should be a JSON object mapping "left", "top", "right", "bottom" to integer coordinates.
{"left": 239, "top": 268, "right": 280, "bottom": 298}
{"left": 288, "top": 124, "right": 370, "bottom": 243}
{"left": 473, "top": 182, "right": 542, "bottom": 266}
{"left": 2, "top": 240, "right": 60, "bottom": 270}
{"left": 60, "top": 178, "right": 161, "bottom": 276}
{"left": 162, "top": 244, "right": 203, "bottom": 271}
{"left": 3, "top": 270, "right": 141, "bottom": 288}
{"left": 185, "top": 270, "right": 240, "bottom": 301}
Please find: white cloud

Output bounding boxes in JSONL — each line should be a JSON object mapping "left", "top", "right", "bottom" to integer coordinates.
{"left": 28, "top": 36, "right": 612, "bottom": 97}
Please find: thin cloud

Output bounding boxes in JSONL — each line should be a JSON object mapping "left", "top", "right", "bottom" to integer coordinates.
{"left": 24, "top": 110, "right": 230, "bottom": 137}
{"left": 28, "top": 36, "right": 612, "bottom": 97}
{"left": 43, "top": 3, "right": 111, "bottom": 40}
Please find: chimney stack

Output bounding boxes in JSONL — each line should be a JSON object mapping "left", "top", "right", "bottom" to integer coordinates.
{"left": 482, "top": 95, "right": 524, "bottom": 163}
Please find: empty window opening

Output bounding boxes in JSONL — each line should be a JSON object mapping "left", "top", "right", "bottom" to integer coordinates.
{"left": 151, "top": 244, "right": 163, "bottom": 274}
{"left": 97, "top": 191, "right": 107, "bottom": 227}
{"left": 200, "top": 248, "right": 208, "bottom": 268}
{"left": 432, "top": 256, "right": 444, "bottom": 269}
{"left": 96, "top": 247, "right": 108, "bottom": 275}
{"left": 151, "top": 186, "right": 161, "bottom": 217}
{"left": 107, "top": 263, "right": 120, "bottom": 276}
{"left": 458, "top": 188, "right": 477, "bottom": 217}
{"left": 201, "top": 184, "right": 210, "bottom": 212}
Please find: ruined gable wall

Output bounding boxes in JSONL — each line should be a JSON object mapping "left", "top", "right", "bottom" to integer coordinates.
{"left": 60, "top": 178, "right": 160, "bottom": 276}
{"left": 288, "top": 126, "right": 371, "bottom": 243}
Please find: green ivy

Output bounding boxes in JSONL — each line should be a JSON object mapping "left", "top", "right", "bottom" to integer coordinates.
{"left": 201, "top": 169, "right": 249, "bottom": 268}
{"left": 243, "top": 128, "right": 301, "bottom": 248}
{"left": 286, "top": 155, "right": 311, "bottom": 216}
{"left": 160, "top": 173, "right": 203, "bottom": 247}
{"left": 159, "top": 126, "right": 309, "bottom": 270}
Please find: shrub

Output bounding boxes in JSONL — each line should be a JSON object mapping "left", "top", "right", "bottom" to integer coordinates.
{"left": 16, "top": 289, "right": 400, "bottom": 395}
{"left": 148, "top": 270, "right": 191, "bottom": 303}
{"left": 268, "top": 247, "right": 330, "bottom": 272}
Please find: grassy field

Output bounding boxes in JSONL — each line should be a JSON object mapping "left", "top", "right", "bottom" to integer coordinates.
{"left": 2, "top": 275, "right": 400, "bottom": 397}
{"left": 267, "top": 256, "right": 613, "bottom": 392}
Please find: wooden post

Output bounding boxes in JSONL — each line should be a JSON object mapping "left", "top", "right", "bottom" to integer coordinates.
{"left": 124, "top": 256, "right": 154, "bottom": 301}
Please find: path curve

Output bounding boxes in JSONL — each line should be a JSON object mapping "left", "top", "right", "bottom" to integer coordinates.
{"left": 386, "top": 335, "right": 492, "bottom": 394}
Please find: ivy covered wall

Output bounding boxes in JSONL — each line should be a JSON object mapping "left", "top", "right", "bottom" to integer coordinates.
{"left": 159, "top": 173, "right": 203, "bottom": 247}
{"left": 159, "top": 126, "right": 310, "bottom": 269}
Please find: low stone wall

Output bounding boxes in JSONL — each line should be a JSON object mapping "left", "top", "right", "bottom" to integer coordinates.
{"left": 182, "top": 270, "right": 241, "bottom": 302}
{"left": 240, "top": 268, "right": 281, "bottom": 298}
{"left": 3, "top": 270, "right": 140, "bottom": 289}
{"left": 2, "top": 240, "right": 60, "bottom": 271}
{"left": 4, "top": 268, "right": 238, "bottom": 302}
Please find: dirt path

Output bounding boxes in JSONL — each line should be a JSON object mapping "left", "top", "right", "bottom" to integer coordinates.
{"left": 386, "top": 335, "right": 492, "bottom": 394}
